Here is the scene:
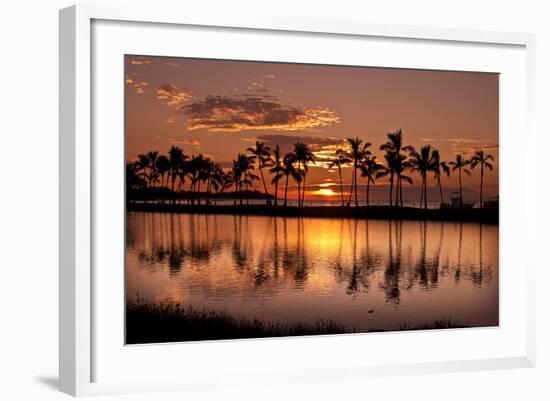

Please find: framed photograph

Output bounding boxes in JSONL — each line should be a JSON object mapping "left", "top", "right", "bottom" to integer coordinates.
{"left": 60, "top": 4, "right": 536, "bottom": 397}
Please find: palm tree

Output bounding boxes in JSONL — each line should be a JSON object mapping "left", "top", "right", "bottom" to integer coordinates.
{"left": 470, "top": 149, "right": 494, "bottom": 207}
{"left": 380, "top": 129, "right": 406, "bottom": 207}
{"left": 156, "top": 155, "right": 170, "bottom": 188}
{"left": 206, "top": 162, "right": 224, "bottom": 204}
{"left": 126, "top": 162, "right": 146, "bottom": 190}
{"left": 247, "top": 141, "right": 272, "bottom": 205}
{"left": 136, "top": 154, "right": 150, "bottom": 186}
{"left": 276, "top": 153, "right": 302, "bottom": 206}
{"left": 269, "top": 145, "right": 283, "bottom": 206}
{"left": 146, "top": 151, "right": 159, "bottom": 187}
{"left": 346, "top": 137, "right": 372, "bottom": 207}
{"left": 292, "top": 142, "right": 315, "bottom": 207}
{"left": 230, "top": 161, "right": 241, "bottom": 205}
{"left": 449, "top": 154, "right": 471, "bottom": 207}
{"left": 328, "top": 149, "right": 351, "bottom": 206}
{"left": 168, "top": 146, "right": 186, "bottom": 203}
{"left": 360, "top": 156, "right": 384, "bottom": 206}
{"left": 431, "top": 149, "right": 450, "bottom": 206}
{"left": 235, "top": 153, "right": 257, "bottom": 205}
{"left": 394, "top": 153, "right": 413, "bottom": 206}
{"left": 407, "top": 145, "right": 434, "bottom": 209}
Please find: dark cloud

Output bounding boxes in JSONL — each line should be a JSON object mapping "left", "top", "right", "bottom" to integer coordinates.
{"left": 256, "top": 134, "right": 348, "bottom": 168}
{"left": 157, "top": 84, "right": 192, "bottom": 109}
{"left": 181, "top": 95, "right": 339, "bottom": 132}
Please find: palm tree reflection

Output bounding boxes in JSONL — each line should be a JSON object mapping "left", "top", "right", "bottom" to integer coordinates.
{"left": 127, "top": 213, "right": 495, "bottom": 306}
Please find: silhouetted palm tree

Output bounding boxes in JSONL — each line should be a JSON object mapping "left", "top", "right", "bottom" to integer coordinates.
{"left": 247, "top": 141, "right": 272, "bottom": 205}
{"left": 431, "top": 149, "right": 450, "bottom": 205}
{"left": 168, "top": 146, "right": 186, "bottom": 202}
{"left": 407, "top": 145, "right": 434, "bottom": 209}
{"left": 449, "top": 154, "right": 471, "bottom": 207}
{"left": 292, "top": 142, "right": 315, "bottom": 207}
{"left": 470, "top": 149, "right": 494, "bottom": 207}
{"left": 278, "top": 153, "right": 302, "bottom": 206}
{"left": 136, "top": 154, "right": 150, "bottom": 186}
{"left": 126, "top": 162, "right": 146, "bottom": 190}
{"left": 394, "top": 153, "right": 413, "bottom": 206}
{"left": 346, "top": 137, "right": 371, "bottom": 207}
{"left": 328, "top": 149, "right": 351, "bottom": 206}
{"left": 234, "top": 153, "right": 257, "bottom": 205}
{"left": 204, "top": 160, "right": 224, "bottom": 204}
{"left": 156, "top": 155, "right": 170, "bottom": 188}
{"left": 146, "top": 151, "right": 159, "bottom": 187}
{"left": 360, "top": 156, "right": 383, "bottom": 206}
{"left": 269, "top": 145, "right": 283, "bottom": 206}
{"left": 380, "top": 129, "right": 406, "bottom": 207}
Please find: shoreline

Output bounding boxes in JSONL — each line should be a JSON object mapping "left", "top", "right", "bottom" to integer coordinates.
{"left": 126, "top": 301, "right": 470, "bottom": 344}
{"left": 127, "top": 202, "right": 498, "bottom": 223}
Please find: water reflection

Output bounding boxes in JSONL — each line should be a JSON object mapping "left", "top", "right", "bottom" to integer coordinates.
{"left": 126, "top": 212, "right": 499, "bottom": 331}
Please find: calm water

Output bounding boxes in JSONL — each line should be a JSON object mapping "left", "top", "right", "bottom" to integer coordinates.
{"left": 126, "top": 212, "right": 498, "bottom": 332}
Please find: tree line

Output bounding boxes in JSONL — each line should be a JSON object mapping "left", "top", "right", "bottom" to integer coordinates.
{"left": 126, "top": 129, "right": 495, "bottom": 208}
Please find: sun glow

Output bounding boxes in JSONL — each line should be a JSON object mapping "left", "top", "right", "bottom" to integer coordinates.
{"left": 313, "top": 188, "right": 338, "bottom": 197}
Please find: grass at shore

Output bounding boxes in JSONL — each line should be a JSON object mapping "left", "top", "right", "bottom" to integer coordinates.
{"left": 126, "top": 301, "right": 350, "bottom": 344}
{"left": 126, "top": 301, "right": 470, "bottom": 344}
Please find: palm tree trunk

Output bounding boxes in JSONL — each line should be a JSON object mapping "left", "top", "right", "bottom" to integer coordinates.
{"left": 459, "top": 169, "right": 463, "bottom": 207}
{"left": 302, "top": 170, "right": 307, "bottom": 206}
{"left": 348, "top": 167, "right": 355, "bottom": 206}
{"left": 259, "top": 166, "right": 271, "bottom": 206}
{"left": 420, "top": 176, "right": 424, "bottom": 207}
{"left": 297, "top": 161, "right": 301, "bottom": 207}
{"left": 274, "top": 177, "right": 278, "bottom": 207}
{"left": 284, "top": 174, "right": 289, "bottom": 206}
{"left": 338, "top": 165, "right": 344, "bottom": 206}
{"left": 480, "top": 165, "right": 484, "bottom": 208}
{"left": 171, "top": 175, "right": 175, "bottom": 205}
{"left": 438, "top": 175, "right": 444, "bottom": 206}
{"left": 389, "top": 173, "right": 394, "bottom": 207}
{"left": 366, "top": 179, "right": 370, "bottom": 207}
{"left": 400, "top": 177, "right": 404, "bottom": 207}
{"left": 395, "top": 176, "right": 401, "bottom": 206}
{"left": 354, "top": 163, "right": 358, "bottom": 207}
{"left": 424, "top": 180, "right": 428, "bottom": 210}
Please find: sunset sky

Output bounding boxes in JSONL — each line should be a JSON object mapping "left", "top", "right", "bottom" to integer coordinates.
{"left": 125, "top": 55, "right": 499, "bottom": 202}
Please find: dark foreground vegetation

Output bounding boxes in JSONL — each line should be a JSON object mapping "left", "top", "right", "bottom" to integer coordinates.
{"left": 126, "top": 301, "right": 470, "bottom": 344}
{"left": 126, "top": 301, "right": 348, "bottom": 344}
{"left": 127, "top": 202, "right": 498, "bottom": 223}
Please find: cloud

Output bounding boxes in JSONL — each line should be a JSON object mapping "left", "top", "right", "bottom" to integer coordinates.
{"left": 256, "top": 134, "right": 348, "bottom": 168}
{"left": 452, "top": 143, "right": 499, "bottom": 156}
{"left": 181, "top": 95, "right": 339, "bottom": 132}
{"left": 168, "top": 138, "right": 201, "bottom": 148}
{"left": 125, "top": 75, "right": 149, "bottom": 94}
{"left": 419, "top": 137, "right": 498, "bottom": 157}
{"left": 157, "top": 84, "right": 192, "bottom": 109}
{"left": 129, "top": 59, "right": 151, "bottom": 65}
{"left": 419, "top": 137, "right": 481, "bottom": 144}
{"left": 168, "top": 138, "right": 201, "bottom": 147}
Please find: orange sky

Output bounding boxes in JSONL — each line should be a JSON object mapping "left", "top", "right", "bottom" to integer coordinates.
{"left": 125, "top": 55, "right": 499, "bottom": 202}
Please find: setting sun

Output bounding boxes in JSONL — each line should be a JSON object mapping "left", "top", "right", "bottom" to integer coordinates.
{"left": 313, "top": 188, "right": 338, "bottom": 197}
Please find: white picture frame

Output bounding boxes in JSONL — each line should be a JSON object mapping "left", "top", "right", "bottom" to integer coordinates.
{"left": 59, "top": 4, "right": 536, "bottom": 397}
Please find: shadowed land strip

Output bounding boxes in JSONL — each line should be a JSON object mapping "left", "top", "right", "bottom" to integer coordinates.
{"left": 126, "top": 203, "right": 498, "bottom": 223}
{"left": 126, "top": 302, "right": 348, "bottom": 344}
{"left": 126, "top": 301, "right": 471, "bottom": 344}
